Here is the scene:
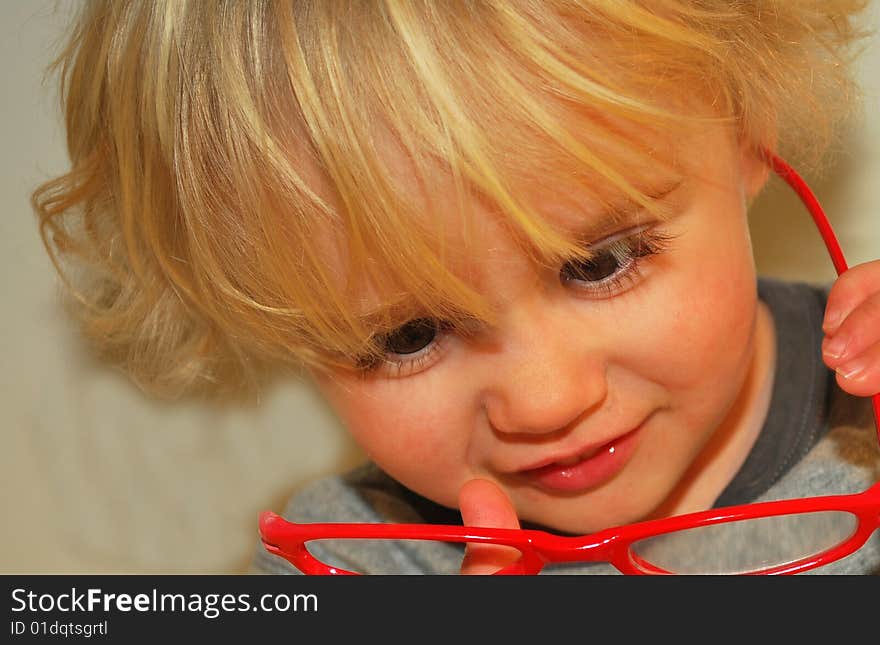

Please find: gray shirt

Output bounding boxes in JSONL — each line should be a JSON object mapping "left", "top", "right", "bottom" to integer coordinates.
{"left": 252, "top": 277, "right": 880, "bottom": 575}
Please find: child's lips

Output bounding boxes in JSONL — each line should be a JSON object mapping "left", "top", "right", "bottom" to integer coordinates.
{"left": 516, "top": 424, "right": 644, "bottom": 493}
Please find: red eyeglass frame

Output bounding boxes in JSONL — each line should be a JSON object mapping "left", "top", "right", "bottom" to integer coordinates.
{"left": 260, "top": 151, "right": 880, "bottom": 575}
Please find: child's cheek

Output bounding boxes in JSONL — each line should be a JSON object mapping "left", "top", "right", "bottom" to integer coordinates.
{"left": 641, "top": 248, "right": 759, "bottom": 392}
{"left": 318, "top": 375, "right": 473, "bottom": 507}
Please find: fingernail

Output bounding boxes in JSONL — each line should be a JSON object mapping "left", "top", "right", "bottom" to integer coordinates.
{"left": 837, "top": 358, "right": 866, "bottom": 380}
{"left": 823, "top": 310, "right": 842, "bottom": 333}
{"left": 823, "top": 335, "right": 848, "bottom": 360}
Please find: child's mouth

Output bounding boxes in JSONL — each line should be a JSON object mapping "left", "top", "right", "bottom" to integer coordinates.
{"left": 518, "top": 425, "right": 643, "bottom": 493}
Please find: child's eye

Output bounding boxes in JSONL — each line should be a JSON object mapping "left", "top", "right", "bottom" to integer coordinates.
{"left": 383, "top": 318, "right": 439, "bottom": 355}
{"left": 560, "top": 227, "right": 677, "bottom": 298}
{"left": 358, "top": 318, "right": 450, "bottom": 377}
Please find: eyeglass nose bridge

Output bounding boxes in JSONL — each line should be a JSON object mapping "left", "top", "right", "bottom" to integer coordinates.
{"left": 524, "top": 530, "right": 629, "bottom": 569}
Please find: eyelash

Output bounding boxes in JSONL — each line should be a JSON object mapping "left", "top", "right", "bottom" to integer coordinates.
{"left": 357, "top": 227, "right": 678, "bottom": 377}
{"left": 560, "top": 226, "right": 678, "bottom": 299}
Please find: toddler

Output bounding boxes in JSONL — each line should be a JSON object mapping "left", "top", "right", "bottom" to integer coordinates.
{"left": 32, "top": 0, "right": 880, "bottom": 574}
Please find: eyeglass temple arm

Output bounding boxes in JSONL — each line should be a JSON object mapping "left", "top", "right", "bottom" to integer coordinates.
{"left": 763, "top": 149, "right": 880, "bottom": 441}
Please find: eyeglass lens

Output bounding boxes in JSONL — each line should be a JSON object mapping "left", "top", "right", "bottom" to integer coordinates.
{"left": 628, "top": 511, "right": 859, "bottom": 574}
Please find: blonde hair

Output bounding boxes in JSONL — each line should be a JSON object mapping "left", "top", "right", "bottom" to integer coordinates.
{"left": 32, "top": 0, "right": 869, "bottom": 399}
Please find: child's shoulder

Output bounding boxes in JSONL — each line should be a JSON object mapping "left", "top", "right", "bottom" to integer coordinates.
{"left": 281, "top": 461, "right": 460, "bottom": 526}
{"left": 280, "top": 462, "right": 402, "bottom": 523}
{"left": 765, "top": 389, "right": 878, "bottom": 502}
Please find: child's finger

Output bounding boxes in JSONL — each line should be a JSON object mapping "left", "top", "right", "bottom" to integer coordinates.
{"left": 831, "top": 337, "right": 880, "bottom": 398}
{"left": 823, "top": 259, "right": 880, "bottom": 335}
{"left": 458, "top": 478, "right": 522, "bottom": 575}
{"left": 822, "top": 289, "right": 880, "bottom": 372}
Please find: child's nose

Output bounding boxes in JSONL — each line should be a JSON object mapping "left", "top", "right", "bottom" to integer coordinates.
{"left": 479, "top": 314, "right": 607, "bottom": 436}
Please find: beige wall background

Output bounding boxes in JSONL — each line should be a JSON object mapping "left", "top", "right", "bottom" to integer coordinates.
{"left": 2, "top": 1, "right": 878, "bottom": 573}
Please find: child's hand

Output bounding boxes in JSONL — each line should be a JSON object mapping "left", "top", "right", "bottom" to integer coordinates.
{"left": 458, "top": 479, "right": 523, "bottom": 575}
{"left": 822, "top": 259, "right": 880, "bottom": 397}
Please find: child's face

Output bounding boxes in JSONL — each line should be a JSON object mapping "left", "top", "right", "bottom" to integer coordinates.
{"left": 312, "top": 120, "right": 772, "bottom": 534}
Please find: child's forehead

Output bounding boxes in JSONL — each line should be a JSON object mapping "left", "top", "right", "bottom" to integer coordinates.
{"left": 372, "top": 109, "right": 694, "bottom": 225}
{"left": 292, "top": 106, "right": 731, "bottom": 327}
{"left": 318, "top": 178, "right": 684, "bottom": 325}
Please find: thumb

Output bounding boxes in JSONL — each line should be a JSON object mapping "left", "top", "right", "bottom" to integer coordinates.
{"left": 458, "top": 478, "right": 523, "bottom": 575}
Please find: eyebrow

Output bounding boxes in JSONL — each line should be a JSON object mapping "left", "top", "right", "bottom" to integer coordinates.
{"left": 552, "top": 178, "right": 684, "bottom": 243}
{"left": 352, "top": 292, "right": 472, "bottom": 337}
{"left": 353, "top": 290, "right": 489, "bottom": 339}
{"left": 355, "top": 301, "right": 425, "bottom": 335}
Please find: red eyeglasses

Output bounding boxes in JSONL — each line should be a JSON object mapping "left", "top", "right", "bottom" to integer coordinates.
{"left": 260, "top": 152, "right": 880, "bottom": 575}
